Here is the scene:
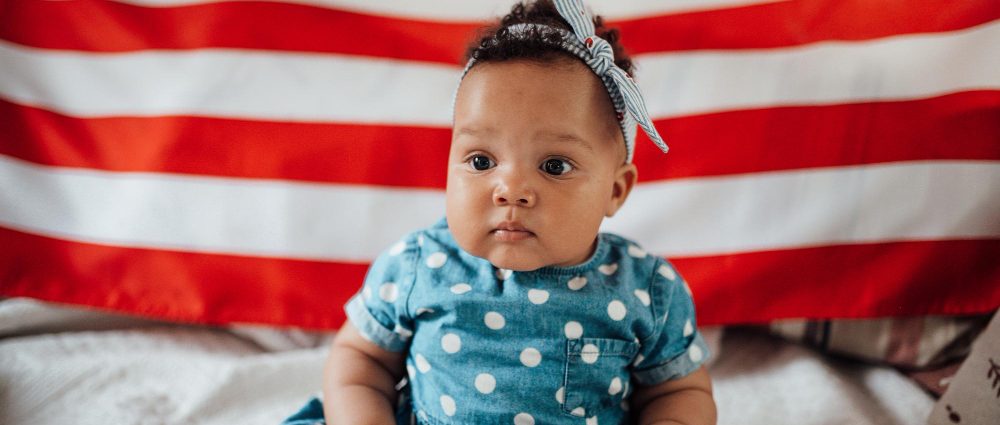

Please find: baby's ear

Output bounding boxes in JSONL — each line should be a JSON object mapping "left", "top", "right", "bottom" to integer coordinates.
{"left": 606, "top": 163, "right": 638, "bottom": 217}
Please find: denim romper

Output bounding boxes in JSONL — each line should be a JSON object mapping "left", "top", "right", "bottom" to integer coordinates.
{"left": 287, "top": 219, "right": 709, "bottom": 424}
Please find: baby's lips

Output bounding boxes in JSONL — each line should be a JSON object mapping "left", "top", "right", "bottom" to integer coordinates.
{"left": 494, "top": 220, "right": 530, "bottom": 233}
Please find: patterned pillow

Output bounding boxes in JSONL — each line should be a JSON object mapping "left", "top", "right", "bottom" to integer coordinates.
{"left": 767, "top": 314, "right": 990, "bottom": 369}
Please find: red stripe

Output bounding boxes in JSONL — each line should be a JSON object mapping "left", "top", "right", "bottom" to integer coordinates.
{"left": 3, "top": 91, "right": 998, "bottom": 186}
{"left": 2, "top": 226, "right": 997, "bottom": 327}
{"left": 676, "top": 239, "right": 1000, "bottom": 325}
{"left": 635, "top": 90, "right": 1000, "bottom": 182}
{"left": 1, "top": 0, "right": 997, "bottom": 62}
{"left": 0, "top": 0, "right": 479, "bottom": 64}
{"left": 616, "top": 0, "right": 1000, "bottom": 55}
{"left": 0, "top": 98, "right": 451, "bottom": 189}
{"left": 0, "top": 226, "right": 366, "bottom": 329}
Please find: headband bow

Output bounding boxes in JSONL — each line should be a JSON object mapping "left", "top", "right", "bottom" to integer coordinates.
{"left": 456, "top": 0, "right": 668, "bottom": 162}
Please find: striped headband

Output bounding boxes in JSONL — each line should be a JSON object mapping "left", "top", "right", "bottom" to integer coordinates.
{"left": 454, "top": 0, "right": 667, "bottom": 163}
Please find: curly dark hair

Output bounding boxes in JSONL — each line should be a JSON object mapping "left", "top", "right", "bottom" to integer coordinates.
{"left": 464, "top": 0, "right": 634, "bottom": 77}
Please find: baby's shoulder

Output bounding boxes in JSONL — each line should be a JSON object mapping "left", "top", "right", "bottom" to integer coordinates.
{"left": 599, "top": 232, "right": 669, "bottom": 278}
{"left": 407, "top": 219, "right": 467, "bottom": 259}
{"left": 379, "top": 219, "right": 484, "bottom": 282}
{"left": 379, "top": 219, "right": 453, "bottom": 256}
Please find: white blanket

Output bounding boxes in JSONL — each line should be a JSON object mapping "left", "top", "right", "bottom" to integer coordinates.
{"left": 0, "top": 299, "right": 933, "bottom": 424}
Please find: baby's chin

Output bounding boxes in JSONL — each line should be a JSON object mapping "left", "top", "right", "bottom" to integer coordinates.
{"left": 481, "top": 245, "right": 594, "bottom": 272}
{"left": 487, "top": 256, "right": 547, "bottom": 272}
{"left": 479, "top": 247, "right": 549, "bottom": 272}
{"left": 452, "top": 230, "right": 599, "bottom": 272}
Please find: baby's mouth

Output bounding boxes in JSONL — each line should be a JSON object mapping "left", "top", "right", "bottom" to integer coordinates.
{"left": 491, "top": 221, "right": 535, "bottom": 242}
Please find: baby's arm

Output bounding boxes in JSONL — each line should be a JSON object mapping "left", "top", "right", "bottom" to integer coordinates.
{"left": 630, "top": 366, "right": 716, "bottom": 425}
{"left": 322, "top": 322, "right": 406, "bottom": 425}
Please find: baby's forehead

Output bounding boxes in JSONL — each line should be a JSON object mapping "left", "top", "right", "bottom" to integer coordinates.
{"left": 454, "top": 61, "right": 624, "bottom": 153}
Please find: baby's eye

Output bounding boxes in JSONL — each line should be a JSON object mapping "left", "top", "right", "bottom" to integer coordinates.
{"left": 469, "top": 155, "right": 495, "bottom": 171}
{"left": 541, "top": 158, "right": 574, "bottom": 176}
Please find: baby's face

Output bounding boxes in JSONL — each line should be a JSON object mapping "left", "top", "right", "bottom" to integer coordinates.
{"left": 447, "top": 59, "right": 636, "bottom": 271}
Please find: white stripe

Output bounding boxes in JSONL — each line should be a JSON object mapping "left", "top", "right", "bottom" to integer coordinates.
{"left": 0, "top": 155, "right": 444, "bottom": 262}
{"left": 604, "top": 161, "right": 1000, "bottom": 257}
{"left": 0, "top": 40, "right": 460, "bottom": 125}
{"left": 635, "top": 21, "right": 1000, "bottom": 118}
{"left": 2, "top": 21, "right": 997, "bottom": 123}
{"left": 115, "top": 0, "right": 787, "bottom": 21}
{"left": 2, "top": 155, "right": 997, "bottom": 261}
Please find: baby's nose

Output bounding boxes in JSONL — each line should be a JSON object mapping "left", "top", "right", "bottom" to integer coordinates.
{"left": 493, "top": 192, "right": 534, "bottom": 206}
{"left": 493, "top": 178, "right": 535, "bottom": 207}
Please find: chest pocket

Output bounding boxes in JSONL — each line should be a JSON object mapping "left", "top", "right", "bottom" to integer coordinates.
{"left": 562, "top": 338, "right": 640, "bottom": 417}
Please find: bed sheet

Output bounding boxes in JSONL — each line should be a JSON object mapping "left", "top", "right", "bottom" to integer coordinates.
{"left": 0, "top": 299, "right": 933, "bottom": 424}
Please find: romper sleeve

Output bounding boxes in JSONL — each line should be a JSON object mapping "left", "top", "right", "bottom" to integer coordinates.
{"left": 631, "top": 259, "right": 711, "bottom": 386}
{"left": 343, "top": 234, "right": 419, "bottom": 352}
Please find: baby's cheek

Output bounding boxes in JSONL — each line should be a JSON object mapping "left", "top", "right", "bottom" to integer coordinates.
{"left": 550, "top": 203, "right": 604, "bottom": 258}
{"left": 448, "top": 217, "right": 482, "bottom": 256}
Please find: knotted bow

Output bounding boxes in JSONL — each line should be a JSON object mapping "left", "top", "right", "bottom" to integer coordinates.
{"left": 553, "top": 0, "right": 668, "bottom": 159}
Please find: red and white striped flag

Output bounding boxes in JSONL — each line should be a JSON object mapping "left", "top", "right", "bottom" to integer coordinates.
{"left": 1, "top": 0, "right": 998, "bottom": 328}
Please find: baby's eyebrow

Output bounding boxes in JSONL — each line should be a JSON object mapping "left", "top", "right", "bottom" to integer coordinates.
{"left": 453, "top": 127, "right": 495, "bottom": 139}
{"left": 535, "top": 130, "right": 594, "bottom": 151}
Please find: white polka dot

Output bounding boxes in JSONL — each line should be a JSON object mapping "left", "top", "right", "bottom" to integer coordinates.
{"left": 415, "top": 353, "right": 431, "bottom": 373}
{"left": 379, "top": 283, "right": 398, "bottom": 302}
{"left": 520, "top": 347, "right": 542, "bottom": 367}
{"left": 581, "top": 344, "right": 600, "bottom": 364}
{"left": 683, "top": 319, "right": 694, "bottom": 337}
{"left": 570, "top": 407, "right": 586, "bottom": 417}
{"left": 496, "top": 268, "right": 512, "bottom": 280}
{"left": 484, "top": 312, "right": 506, "bottom": 330}
{"left": 363, "top": 286, "right": 372, "bottom": 300}
{"left": 388, "top": 241, "right": 406, "bottom": 256}
{"left": 513, "top": 413, "right": 535, "bottom": 425}
{"left": 426, "top": 252, "right": 447, "bottom": 269}
{"left": 475, "top": 373, "right": 496, "bottom": 394}
{"left": 632, "top": 354, "right": 645, "bottom": 367}
{"left": 406, "top": 364, "right": 415, "bottom": 380}
{"left": 608, "top": 377, "right": 623, "bottom": 395}
{"left": 689, "top": 344, "right": 704, "bottom": 362}
{"left": 598, "top": 263, "right": 618, "bottom": 275}
{"left": 586, "top": 416, "right": 598, "bottom": 425}
{"left": 564, "top": 321, "right": 583, "bottom": 339}
{"left": 628, "top": 245, "right": 647, "bottom": 258}
{"left": 394, "top": 324, "right": 413, "bottom": 339}
{"left": 440, "top": 395, "right": 456, "bottom": 416}
{"left": 450, "top": 283, "right": 472, "bottom": 294}
{"left": 416, "top": 307, "right": 435, "bottom": 315}
{"left": 441, "top": 333, "right": 461, "bottom": 354}
{"left": 527, "top": 289, "right": 549, "bottom": 305}
{"left": 658, "top": 264, "right": 676, "bottom": 280}
{"left": 607, "top": 300, "right": 627, "bottom": 321}
{"left": 622, "top": 380, "right": 630, "bottom": 398}
{"left": 555, "top": 387, "right": 565, "bottom": 404}
{"left": 633, "top": 289, "right": 650, "bottom": 306}
{"left": 567, "top": 276, "right": 587, "bottom": 291}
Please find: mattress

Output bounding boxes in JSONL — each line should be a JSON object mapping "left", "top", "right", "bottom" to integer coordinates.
{"left": 0, "top": 298, "right": 933, "bottom": 424}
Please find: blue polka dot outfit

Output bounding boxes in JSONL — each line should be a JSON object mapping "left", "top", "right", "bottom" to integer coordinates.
{"left": 285, "top": 218, "right": 709, "bottom": 424}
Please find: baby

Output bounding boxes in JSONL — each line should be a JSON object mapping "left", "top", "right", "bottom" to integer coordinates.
{"left": 285, "top": 0, "right": 715, "bottom": 424}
